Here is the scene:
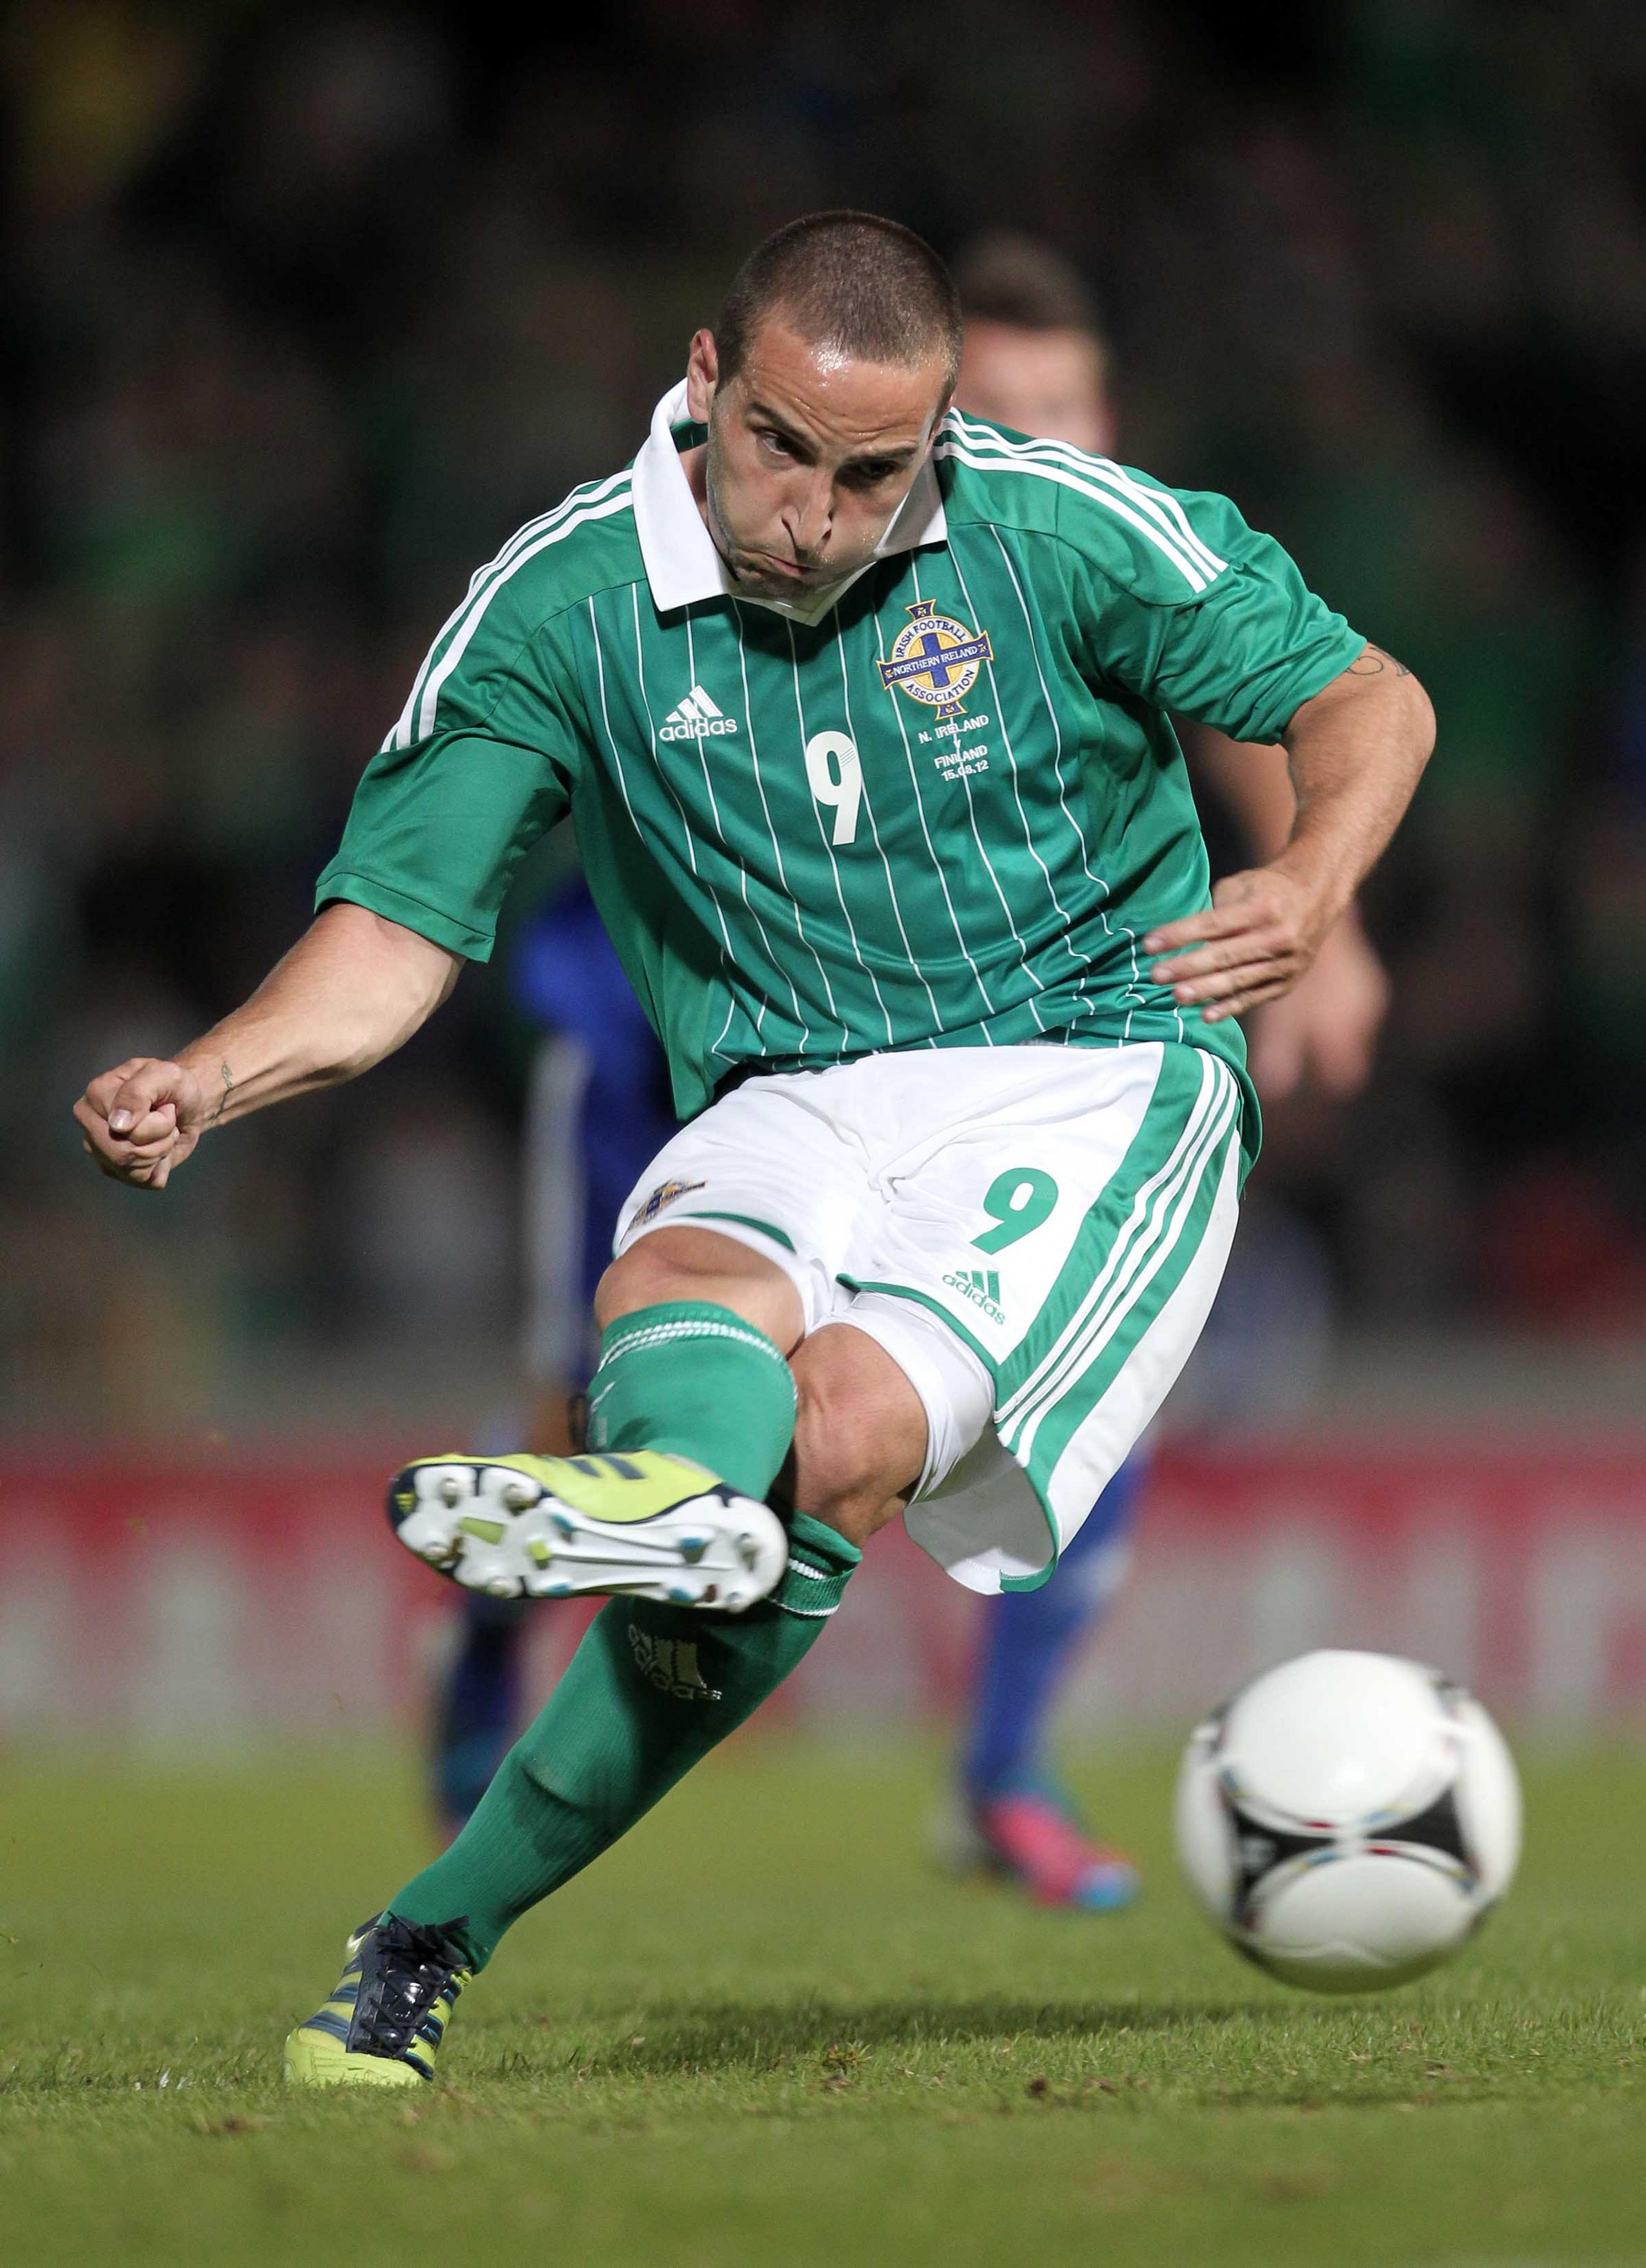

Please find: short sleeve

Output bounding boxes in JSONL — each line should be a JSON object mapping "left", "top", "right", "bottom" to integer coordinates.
{"left": 315, "top": 582, "right": 583, "bottom": 960}
{"left": 1072, "top": 476, "right": 1365, "bottom": 744}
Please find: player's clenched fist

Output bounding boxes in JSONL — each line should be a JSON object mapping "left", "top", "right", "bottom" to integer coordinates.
{"left": 73, "top": 1056, "right": 215, "bottom": 1191}
{"left": 70, "top": 906, "right": 466, "bottom": 1196}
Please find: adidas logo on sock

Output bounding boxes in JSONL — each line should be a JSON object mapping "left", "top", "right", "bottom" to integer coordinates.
{"left": 659, "top": 685, "right": 739, "bottom": 741}
{"left": 629, "top": 1625, "right": 723, "bottom": 1701}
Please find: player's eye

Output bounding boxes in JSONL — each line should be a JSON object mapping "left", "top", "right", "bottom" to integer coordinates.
{"left": 757, "top": 429, "right": 799, "bottom": 460}
{"left": 844, "top": 460, "right": 901, "bottom": 487}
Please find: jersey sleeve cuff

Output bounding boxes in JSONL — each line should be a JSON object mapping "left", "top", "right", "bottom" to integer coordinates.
{"left": 313, "top": 872, "right": 496, "bottom": 960}
{"left": 1243, "top": 623, "right": 1368, "bottom": 744}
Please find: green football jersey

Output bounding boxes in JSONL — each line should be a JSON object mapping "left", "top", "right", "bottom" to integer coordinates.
{"left": 317, "top": 385, "right": 1364, "bottom": 1143}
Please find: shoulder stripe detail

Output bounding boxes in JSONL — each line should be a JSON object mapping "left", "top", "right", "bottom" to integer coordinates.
{"left": 408, "top": 485, "right": 633, "bottom": 747}
{"left": 388, "top": 469, "right": 633, "bottom": 750}
{"left": 937, "top": 433, "right": 1211, "bottom": 591}
{"left": 466, "top": 466, "right": 635, "bottom": 606}
{"left": 936, "top": 428, "right": 1224, "bottom": 594}
{"left": 947, "top": 411, "right": 1227, "bottom": 582}
{"left": 388, "top": 472, "right": 634, "bottom": 750}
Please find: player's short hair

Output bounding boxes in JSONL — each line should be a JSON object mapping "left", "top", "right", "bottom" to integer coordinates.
{"left": 951, "top": 231, "right": 1105, "bottom": 343}
{"left": 716, "top": 212, "right": 963, "bottom": 393}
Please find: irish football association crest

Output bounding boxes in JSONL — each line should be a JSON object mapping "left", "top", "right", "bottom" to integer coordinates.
{"left": 877, "top": 600, "right": 993, "bottom": 721}
{"left": 626, "top": 1178, "right": 706, "bottom": 1232}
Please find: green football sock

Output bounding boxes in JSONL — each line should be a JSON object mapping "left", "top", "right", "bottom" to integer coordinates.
{"left": 390, "top": 1511, "right": 860, "bottom": 1966}
{"left": 584, "top": 1300, "right": 797, "bottom": 1500}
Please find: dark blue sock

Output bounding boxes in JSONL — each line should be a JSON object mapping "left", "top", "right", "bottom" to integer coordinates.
{"left": 960, "top": 1455, "right": 1144, "bottom": 1805}
{"left": 433, "top": 1596, "right": 532, "bottom": 1825}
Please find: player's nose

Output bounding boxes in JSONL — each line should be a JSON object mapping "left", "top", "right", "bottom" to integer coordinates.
{"left": 782, "top": 477, "right": 832, "bottom": 557}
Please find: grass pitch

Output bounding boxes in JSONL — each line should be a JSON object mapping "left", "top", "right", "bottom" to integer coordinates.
{"left": 2, "top": 1734, "right": 1643, "bottom": 2267}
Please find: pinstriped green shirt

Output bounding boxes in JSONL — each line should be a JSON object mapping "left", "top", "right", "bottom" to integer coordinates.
{"left": 317, "top": 382, "right": 1364, "bottom": 1140}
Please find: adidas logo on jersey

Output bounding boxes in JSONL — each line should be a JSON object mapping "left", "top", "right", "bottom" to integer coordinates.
{"left": 629, "top": 1624, "right": 723, "bottom": 1702}
{"left": 942, "top": 1266, "right": 1005, "bottom": 1325}
{"left": 659, "top": 685, "right": 739, "bottom": 741}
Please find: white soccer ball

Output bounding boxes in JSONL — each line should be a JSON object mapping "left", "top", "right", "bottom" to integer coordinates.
{"left": 1175, "top": 1649, "right": 1521, "bottom": 1993}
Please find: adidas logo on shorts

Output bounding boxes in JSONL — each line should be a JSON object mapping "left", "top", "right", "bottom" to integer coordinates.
{"left": 659, "top": 685, "right": 739, "bottom": 741}
{"left": 629, "top": 1624, "right": 723, "bottom": 1701}
{"left": 942, "top": 1266, "right": 1005, "bottom": 1326}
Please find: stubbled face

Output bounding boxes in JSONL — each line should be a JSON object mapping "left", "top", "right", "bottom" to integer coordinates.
{"left": 955, "top": 320, "right": 1116, "bottom": 454}
{"left": 683, "top": 319, "right": 952, "bottom": 602}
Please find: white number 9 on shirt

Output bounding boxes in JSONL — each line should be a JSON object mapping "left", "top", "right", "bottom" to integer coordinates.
{"left": 804, "top": 731, "right": 862, "bottom": 847}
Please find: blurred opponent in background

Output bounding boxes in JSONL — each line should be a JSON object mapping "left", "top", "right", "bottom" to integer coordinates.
{"left": 5, "top": 2, "right": 1645, "bottom": 1752}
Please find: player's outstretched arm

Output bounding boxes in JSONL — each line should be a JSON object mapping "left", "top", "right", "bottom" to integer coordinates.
{"left": 1146, "top": 645, "right": 1433, "bottom": 1026}
{"left": 74, "top": 903, "right": 461, "bottom": 1192}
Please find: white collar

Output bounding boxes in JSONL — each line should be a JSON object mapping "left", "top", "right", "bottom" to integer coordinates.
{"left": 630, "top": 378, "right": 948, "bottom": 626}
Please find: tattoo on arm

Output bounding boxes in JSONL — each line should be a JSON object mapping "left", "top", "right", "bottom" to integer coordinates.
{"left": 1348, "top": 644, "right": 1412, "bottom": 678}
{"left": 210, "top": 1062, "right": 235, "bottom": 1124}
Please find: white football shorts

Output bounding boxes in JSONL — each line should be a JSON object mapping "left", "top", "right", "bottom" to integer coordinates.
{"left": 612, "top": 1041, "right": 1244, "bottom": 1595}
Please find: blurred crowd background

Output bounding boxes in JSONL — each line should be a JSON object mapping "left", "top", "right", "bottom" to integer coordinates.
{"left": 5, "top": 0, "right": 1645, "bottom": 1440}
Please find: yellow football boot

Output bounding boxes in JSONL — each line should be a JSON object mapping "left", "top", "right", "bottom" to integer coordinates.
{"left": 386, "top": 1450, "right": 786, "bottom": 1612}
{"left": 285, "top": 1913, "right": 469, "bottom": 2087}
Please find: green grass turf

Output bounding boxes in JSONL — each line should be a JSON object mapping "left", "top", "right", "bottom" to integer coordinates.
{"left": 1, "top": 1736, "right": 1643, "bottom": 2267}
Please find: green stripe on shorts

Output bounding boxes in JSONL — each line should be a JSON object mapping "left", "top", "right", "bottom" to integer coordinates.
{"left": 1009, "top": 1063, "right": 1239, "bottom": 1480}
{"left": 676, "top": 1211, "right": 798, "bottom": 1253}
{"left": 835, "top": 1275, "right": 997, "bottom": 1378}
{"left": 996, "top": 1045, "right": 1209, "bottom": 1409}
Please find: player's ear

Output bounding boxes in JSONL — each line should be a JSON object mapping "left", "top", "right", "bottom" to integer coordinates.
{"left": 931, "top": 346, "right": 959, "bottom": 425}
{"left": 685, "top": 329, "right": 719, "bottom": 424}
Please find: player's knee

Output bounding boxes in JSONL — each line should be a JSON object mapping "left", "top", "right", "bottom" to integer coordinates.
{"left": 594, "top": 1226, "right": 804, "bottom": 1347}
{"left": 594, "top": 1239, "right": 682, "bottom": 1325}
{"left": 594, "top": 1227, "right": 736, "bottom": 1322}
{"left": 792, "top": 1374, "right": 881, "bottom": 1502}
{"left": 790, "top": 1329, "right": 926, "bottom": 1540}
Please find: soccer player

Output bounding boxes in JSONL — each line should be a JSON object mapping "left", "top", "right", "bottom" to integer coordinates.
{"left": 431, "top": 236, "right": 1392, "bottom": 1909}
{"left": 75, "top": 212, "right": 1433, "bottom": 2085}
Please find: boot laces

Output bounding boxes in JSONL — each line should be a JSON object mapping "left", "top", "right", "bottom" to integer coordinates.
{"left": 348, "top": 1914, "right": 467, "bottom": 2056}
